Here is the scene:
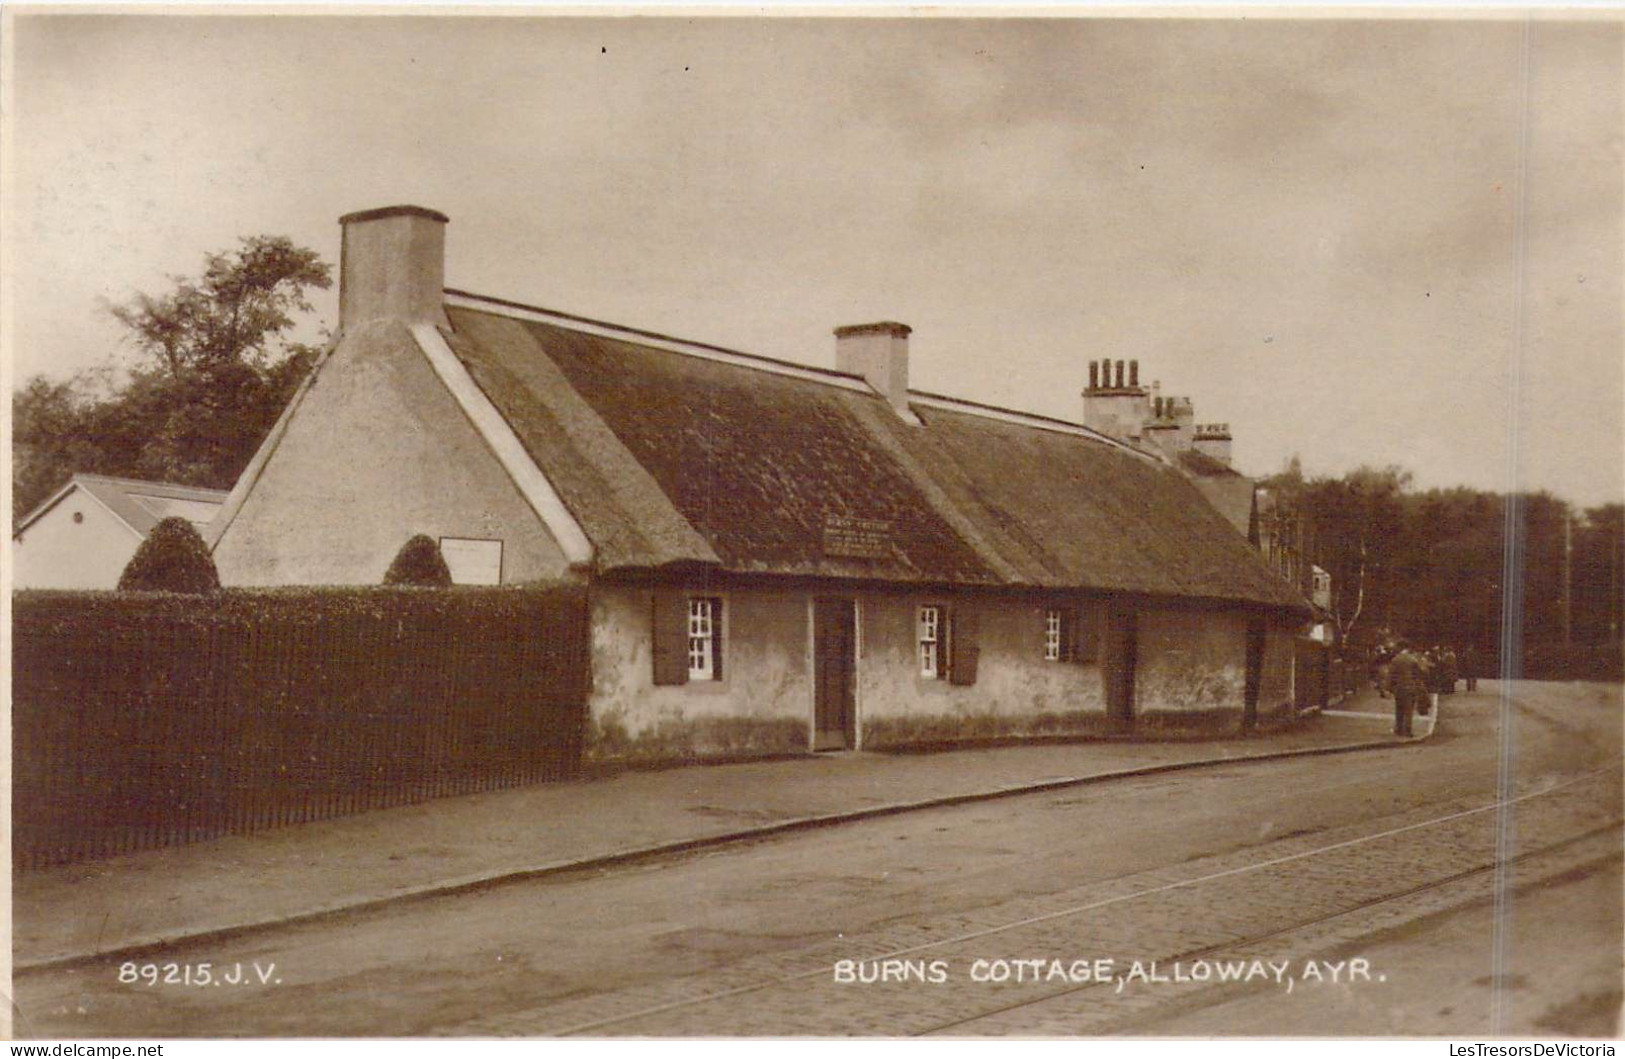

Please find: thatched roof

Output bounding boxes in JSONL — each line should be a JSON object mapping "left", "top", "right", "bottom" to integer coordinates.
{"left": 442, "top": 295, "right": 1307, "bottom": 613}
{"left": 1175, "top": 450, "right": 1257, "bottom": 541}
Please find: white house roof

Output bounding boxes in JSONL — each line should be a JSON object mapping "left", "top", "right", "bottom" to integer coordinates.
{"left": 15, "top": 474, "right": 230, "bottom": 539}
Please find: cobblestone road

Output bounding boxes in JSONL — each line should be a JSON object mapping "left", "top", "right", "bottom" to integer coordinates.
{"left": 451, "top": 763, "right": 1622, "bottom": 1037}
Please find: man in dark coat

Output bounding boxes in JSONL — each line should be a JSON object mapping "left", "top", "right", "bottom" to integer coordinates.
{"left": 1388, "top": 640, "right": 1426, "bottom": 736}
{"left": 1441, "top": 647, "right": 1459, "bottom": 694}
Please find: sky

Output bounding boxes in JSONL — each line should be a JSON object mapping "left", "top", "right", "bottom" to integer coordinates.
{"left": 5, "top": 12, "right": 1622, "bottom": 507}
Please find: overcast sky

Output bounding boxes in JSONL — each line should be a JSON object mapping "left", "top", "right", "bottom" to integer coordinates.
{"left": 6, "top": 13, "right": 1622, "bottom": 507}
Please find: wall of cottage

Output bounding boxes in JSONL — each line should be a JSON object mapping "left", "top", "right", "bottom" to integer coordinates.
{"left": 1261, "top": 623, "right": 1297, "bottom": 718}
{"left": 587, "top": 583, "right": 813, "bottom": 764}
{"left": 854, "top": 590, "right": 1108, "bottom": 749}
{"left": 1132, "top": 608, "right": 1248, "bottom": 716}
{"left": 586, "top": 581, "right": 1303, "bottom": 764}
{"left": 1132, "top": 609, "right": 1296, "bottom": 724}
{"left": 214, "top": 321, "right": 572, "bottom": 586}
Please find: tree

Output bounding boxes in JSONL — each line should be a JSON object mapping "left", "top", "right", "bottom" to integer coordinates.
{"left": 12, "top": 236, "right": 330, "bottom": 524}
{"left": 1575, "top": 504, "right": 1623, "bottom": 646}
{"left": 118, "top": 517, "right": 221, "bottom": 593}
{"left": 1315, "top": 465, "right": 1410, "bottom": 641}
{"left": 12, "top": 376, "right": 102, "bottom": 523}
{"left": 106, "top": 236, "right": 330, "bottom": 379}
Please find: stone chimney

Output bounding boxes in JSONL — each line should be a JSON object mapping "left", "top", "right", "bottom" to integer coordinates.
{"left": 1193, "top": 422, "right": 1233, "bottom": 465}
{"left": 1168, "top": 397, "right": 1196, "bottom": 452}
{"left": 835, "top": 322, "right": 913, "bottom": 417}
{"left": 1081, "top": 357, "right": 1150, "bottom": 440}
{"left": 338, "top": 205, "right": 451, "bottom": 332}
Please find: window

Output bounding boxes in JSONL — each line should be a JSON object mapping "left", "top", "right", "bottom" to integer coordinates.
{"left": 687, "top": 597, "right": 722, "bottom": 680}
{"left": 1045, "top": 608, "right": 1067, "bottom": 661}
{"left": 1045, "top": 604, "right": 1098, "bottom": 664}
{"left": 919, "top": 604, "right": 945, "bottom": 679}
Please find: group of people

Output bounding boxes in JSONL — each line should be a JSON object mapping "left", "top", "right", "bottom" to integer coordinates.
{"left": 1369, "top": 640, "right": 1478, "bottom": 736}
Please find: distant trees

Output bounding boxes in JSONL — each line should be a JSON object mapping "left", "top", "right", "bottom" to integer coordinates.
{"left": 1574, "top": 503, "right": 1625, "bottom": 648}
{"left": 1307, "top": 467, "right": 1409, "bottom": 643}
{"left": 13, "top": 236, "right": 332, "bottom": 524}
{"left": 1271, "top": 460, "right": 1623, "bottom": 679}
{"left": 1257, "top": 460, "right": 1409, "bottom": 642}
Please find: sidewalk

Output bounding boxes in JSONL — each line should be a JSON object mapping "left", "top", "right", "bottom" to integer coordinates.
{"left": 14, "top": 689, "right": 1425, "bottom": 971}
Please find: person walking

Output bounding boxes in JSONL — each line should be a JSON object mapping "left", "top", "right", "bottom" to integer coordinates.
{"left": 1423, "top": 639, "right": 1436, "bottom": 714}
{"left": 1462, "top": 645, "right": 1479, "bottom": 692}
{"left": 1441, "top": 646, "right": 1459, "bottom": 695}
{"left": 1373, "top": 643, "right": 1393, "bottom": 699}
{"left": 1389, "top": 640, "right": 1425, "bottom": 736}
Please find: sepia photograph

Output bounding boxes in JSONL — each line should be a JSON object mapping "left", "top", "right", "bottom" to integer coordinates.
{"left": 3, "top": 6, "right": 1623, "bottom": 1043}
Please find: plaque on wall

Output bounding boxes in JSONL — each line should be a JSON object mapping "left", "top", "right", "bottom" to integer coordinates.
{"left": 822, "top": 515, "right": 892, "bottom": 560}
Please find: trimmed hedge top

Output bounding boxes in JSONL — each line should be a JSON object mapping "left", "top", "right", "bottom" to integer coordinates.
{"left": 384, "top": 534, "right": 454, "bottom": 587}
{"left": 118, "top": 517, "right": 220, "bottom": 594}
{"left": 15, "top": 582, "right": 588, "bottom": 632}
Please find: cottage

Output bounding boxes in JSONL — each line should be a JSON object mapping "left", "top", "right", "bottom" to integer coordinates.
{"left": 13, "top": 474, "right": 229, "bottom": 589}
{"left": 209, "top": 205, "right": 1311, "bottom": 761}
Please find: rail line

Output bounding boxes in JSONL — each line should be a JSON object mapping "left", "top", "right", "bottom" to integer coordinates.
{"left": 462, "top": 759, "right": 1621, "bottom": 1037}
{"left": 924, "top": 821, "right": 1622, "bottom": 1035}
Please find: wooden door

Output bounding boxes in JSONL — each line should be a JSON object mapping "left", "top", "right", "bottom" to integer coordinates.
{"left": 813, "top": 597, "right": 856, "bottom": 751}
{"left": 1104, "top": 606, "right": 1137, "bottom": 725}
{"left": 1244, "top": 618, "right": 1267, "bottom": 730}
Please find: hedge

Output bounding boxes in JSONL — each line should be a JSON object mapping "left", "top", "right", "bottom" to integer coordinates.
{"left": 13, "top": 583, "right": 591, "bottom": 868}
{"left": 118, "top": 517, "right": 220, "bottom": 593}
{"left": 383, "top": 534, "right": 453, "bottom": 587}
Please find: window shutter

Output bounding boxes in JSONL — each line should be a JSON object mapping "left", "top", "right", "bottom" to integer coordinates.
{"left": 651, "top": 588, "right": 689, "bottom": 686}
{"left": 1075, "top": 604, "right": 1099, "bottom": 665}
{"left": 1059, "top": 605, "right": 1076, "bottom": 664}
{"left": 949, "top": 604, "right": 979, "bottom": 685}
{"left": 710, "top": 598, "right": 724, "bottom": 681}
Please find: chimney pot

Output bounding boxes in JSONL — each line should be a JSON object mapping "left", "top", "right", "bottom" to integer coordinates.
{"left": 1089, "top": 361, "right": 1099, "bottom": 390}
{"left": 1129, "top": 360, "right": 1139, "bottom": 387}
{"left": 339, "top": 205, "right": 450, "bottom": 331}
{"left": 1114, "top": 360, "right": 1125, "bottom": 388}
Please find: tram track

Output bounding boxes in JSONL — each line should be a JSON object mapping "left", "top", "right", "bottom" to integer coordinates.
{"left": 457, "top": 759, "right": 1622, "bottom": 1036}
{"left": 924, "top": 822, "right": 1622, "bottom": 1035}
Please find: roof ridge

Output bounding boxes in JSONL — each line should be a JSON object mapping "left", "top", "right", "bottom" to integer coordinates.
{"left": 908, "top": 388, "right": 1093, "bottom": 432}
{"left": 908, "top": 391, "right": 1160, "bottom": 463}
{"left": 444, "top": 289, "right": 873, "bottom": 390}
{"left": 74, "top": 473, "right": 230, "bottom": 496}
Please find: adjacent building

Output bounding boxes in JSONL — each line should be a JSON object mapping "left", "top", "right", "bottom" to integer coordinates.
{"left": 13, "top": 474, "right": 229, "bottom": 589}
{"left": 209, "top": 205, "right": 1312, "bottom": 762}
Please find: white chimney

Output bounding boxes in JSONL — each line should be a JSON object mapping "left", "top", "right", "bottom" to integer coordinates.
{"left": 1168, "top": 397, "right": 1196, "bottom": 452}
{"left": 338, "top": 205, "right": 451, "bottom": 332}
{"left": 1193, "top": 422, "right": 1234, "bottom": 466}
{"left": 835, "top": 322, "right": 913, "bottom": 417}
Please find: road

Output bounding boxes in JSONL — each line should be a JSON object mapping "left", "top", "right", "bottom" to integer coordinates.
{"left": 13, "top": 680, "right": 1622, "bottom": 1038}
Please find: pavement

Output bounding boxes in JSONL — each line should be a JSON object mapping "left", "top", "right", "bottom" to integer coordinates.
{"left": 13, "top": 687, "right": 1432, "bottom": 972}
